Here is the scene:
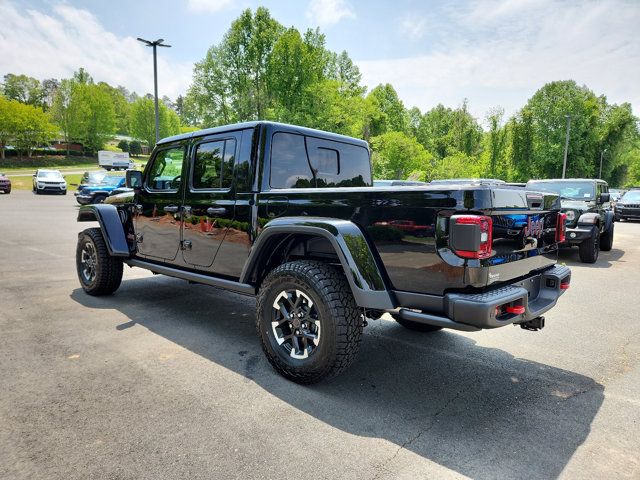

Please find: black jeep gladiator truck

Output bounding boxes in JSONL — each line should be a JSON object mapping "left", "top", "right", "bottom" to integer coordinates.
{"left": 526, "top": 179, "right": 614, "bottom": 263}
{"left": 76, "top": 121, "right": 571, "bottom": 383}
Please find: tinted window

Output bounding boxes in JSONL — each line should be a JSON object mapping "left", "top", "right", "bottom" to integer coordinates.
{"left": 192, "top": 139, "right": 236, "bottom": 190}
{"left": 270, "top": 132, "right": 371, "bottom": 189}
{"left": 527, "top": 181, "right": 595, "bottom": 200}
{"left": 146, "top": 147, "right": 185, "bottom": 191}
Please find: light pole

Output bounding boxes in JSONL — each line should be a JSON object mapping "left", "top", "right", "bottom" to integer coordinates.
{"left": 137, "top": 37, "right": 171, "bottom": 145}
{"left": 599, "top": 148, "right": 607, "bottom": 179}
{"left": 562, "top": 114, "right": 571, "bottom": 179}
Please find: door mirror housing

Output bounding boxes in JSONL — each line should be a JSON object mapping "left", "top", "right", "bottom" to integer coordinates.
{"left": 126, "top": 170, "right": 143, "bottom": 189}
{"left": 599, "top": 192, "right": 610, "bottom": 203}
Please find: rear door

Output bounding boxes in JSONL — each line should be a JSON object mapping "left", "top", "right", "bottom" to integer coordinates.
{"left": 181, "top": 133, "right": 240, "bottom": 271}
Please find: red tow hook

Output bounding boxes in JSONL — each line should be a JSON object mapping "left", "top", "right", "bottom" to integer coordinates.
{"left": 560, "top": 282, "right": 570, "bottom": 290}
{"left": 505, "top": 305, "right": 526, "bottom": 315}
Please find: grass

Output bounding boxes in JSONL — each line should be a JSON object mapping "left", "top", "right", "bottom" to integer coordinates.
{"left": 0, "top": 155, "right": 149, "bottom": 174}
{"left": 7, "top": 173, "right": 84, "bottom": 191}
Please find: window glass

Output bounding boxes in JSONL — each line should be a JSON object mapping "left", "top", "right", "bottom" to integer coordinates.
{"left": 146, "top": 147, "right": 185, "bottom": 191}
{"left": 193, "top": 139, "right": 236, "bottom": 190}
{"left": 270, "top": 132, "right": 372, "bottom": 189}
{"left": 270, "top": 133, "right": 313, "bottom": 188}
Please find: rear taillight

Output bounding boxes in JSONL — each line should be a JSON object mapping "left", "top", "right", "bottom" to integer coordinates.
{"left": 556, "top": 213, "right": 567, "bottom": 243}
{"left": 450, "top": 215, "right": 493, "bottom": 259}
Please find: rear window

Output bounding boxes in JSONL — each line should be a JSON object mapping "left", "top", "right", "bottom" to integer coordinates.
{"left": 270, "top": 132, "right": 371, "bottom": 189}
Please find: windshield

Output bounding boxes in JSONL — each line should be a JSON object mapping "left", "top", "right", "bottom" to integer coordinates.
{"left": 621, "top": 190, "right": 640, "bottom": 202}
{"left": 39, "top": 171, "right": 62, "bottom": 179}
{"left": 102, "top": 176, "right": 124, "bottom": 186}
{"left": 86, "top": 172, "right": 106, "bottom": 183}
{"left": 527, "top": 181, "right": 595, "bottom": 200}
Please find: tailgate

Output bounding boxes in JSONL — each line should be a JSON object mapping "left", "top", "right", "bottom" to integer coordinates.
{"left": 467, "top": 188, "right": 562, "bottom": 287}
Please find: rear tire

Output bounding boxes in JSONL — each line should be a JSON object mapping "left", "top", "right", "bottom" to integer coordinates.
{"left": 578, "top": 228, "right": 599, "bottom": 263}
{"left": 76, "top": 228, "right": 123, "bottom": 296}
{"left": 394, "top": 315, "right": 443, "bottom": 332}
{"left": 256, "top": 260, "right": 363, "bottom": 384}
{"left": 600, "top": 222, "right": 614, "bottom": 251}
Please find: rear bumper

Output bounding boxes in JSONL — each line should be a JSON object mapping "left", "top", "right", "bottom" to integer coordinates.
{"left": 395, "top": 264, "right": 571, "bottom": 331}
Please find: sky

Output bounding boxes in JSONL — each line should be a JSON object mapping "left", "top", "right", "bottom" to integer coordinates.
{"left": 1, "top": 0, "right": 639, "bottom": 124}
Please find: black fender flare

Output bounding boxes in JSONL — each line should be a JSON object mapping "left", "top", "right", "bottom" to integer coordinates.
{"left": 577, "top": 212, "right": 600, "bottom": 230}
{"left": 240, "top": 217, "right": 395, "bottom": 310}
{"left": 77, "top": 204, "right": 130, "bottom": 256}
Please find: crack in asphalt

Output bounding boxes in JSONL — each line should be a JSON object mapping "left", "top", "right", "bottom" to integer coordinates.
{"left": 370, "top": 388, "right": 464, "bottom": 480}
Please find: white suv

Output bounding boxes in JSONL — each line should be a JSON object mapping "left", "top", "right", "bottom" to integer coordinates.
{"left": 33, "top": 169, "right": 67, "bottom": 195}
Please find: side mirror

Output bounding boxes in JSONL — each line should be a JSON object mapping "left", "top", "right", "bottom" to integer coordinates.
{"left": 599, "top": 193, "right": 610, "bottom": 203}
{"left": 126, "top": 170, "right": 143, "bottom": 190}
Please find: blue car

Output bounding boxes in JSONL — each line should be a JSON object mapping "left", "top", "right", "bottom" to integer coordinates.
{"left": 75, "top": 174, "right": 126, "bottom": 204}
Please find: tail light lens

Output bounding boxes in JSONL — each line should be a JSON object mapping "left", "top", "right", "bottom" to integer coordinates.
{"left": 450, "top": 215, "right": 493, "bottom": 259}
{"left": 556, "top": 212, "right": 567, "bottom": 243}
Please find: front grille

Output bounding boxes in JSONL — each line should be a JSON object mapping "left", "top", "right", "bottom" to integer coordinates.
{"left": 621, "top": 204, "right": 640, "bottom": 208}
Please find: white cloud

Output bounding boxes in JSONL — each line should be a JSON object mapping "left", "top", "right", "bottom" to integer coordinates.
{"left": 400, "top": 15, "right": 427, "bottom": 41}
{"left": 358, "top": 0, "right": 640, "bottom": 121}
{"left": 0, "top": 2, "right": 192, "bottom": 99}
{"left": 186, "top": 0, "right": 234, "bottom": 14}
{"left": 306, "top": 0, "right": 355, "bottom": 28}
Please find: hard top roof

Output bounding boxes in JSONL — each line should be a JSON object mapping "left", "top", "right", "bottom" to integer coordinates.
{"left": 156, "top": 121, "right": 369, "bottom": 148}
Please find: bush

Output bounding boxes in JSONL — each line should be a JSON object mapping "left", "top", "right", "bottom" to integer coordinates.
{"left": 117, "top": 140, "right": 130, "bottom": 152}
{"left": 367, "top": 225, "right": 403, "bottom": 242}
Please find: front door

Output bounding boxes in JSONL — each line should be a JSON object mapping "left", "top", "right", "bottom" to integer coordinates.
{"left": 181, "top": 134, "right": 240, "bottom": 270}
{"left": 134, "top": 144, "right": 187, "bottom": 263}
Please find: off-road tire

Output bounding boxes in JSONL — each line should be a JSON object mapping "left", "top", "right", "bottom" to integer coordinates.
{"left": 578, "top": 227, "right": 599, "bottom": 263}
{"left": 394, "top": 316, "right": 443, "bottom": 332}
{"left": 92, "top": 194, "right": 107, "bottom": 204}
{"left": 600, "top": 221, "right": 614, "bottom": 251}
{"left": 76, "top": 228, "right": 123, "bottom": 296}
{"left": 256, "top": 260, "right": 363, "bottom": 384}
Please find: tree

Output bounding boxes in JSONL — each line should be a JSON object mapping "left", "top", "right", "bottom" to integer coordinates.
{"left": 370, "top": 131, "right": 433, "bottom": 180}
{"left": 50, "top": 79, "right": 75, "bottom": 156}
{"left": 514, "top": 80, "right": 600, "bottom": 179}
{"left": 484, "top": 107, "right": 508, "bottom": 178}
{"left": 129, "top": 140, "right": 142, "bottom": 156}
{"left": 117, "top": 139, "right": 129, "bottom": 152}
{"left": 41, "top": 79, "right": 59, "bottom": 111}
{"left": 2, "top": 74, "right": 43, "bottom": 106}
{"left": 98, "top": 82, "right": 130, "bottom": 135}
{"left": 11, "top": 101, "right": 56, "bottom": 157}
{"left": 366, "top": 84, "right": 408, "bottom": 136}
{"left": 130, "top": 97, "right": 180, "bottom": 148}
{"left": 68, "top": 82, "right": 116, "bottom": 152}
{"left": 0, "top": 96, "right": 20, "bottom": 159}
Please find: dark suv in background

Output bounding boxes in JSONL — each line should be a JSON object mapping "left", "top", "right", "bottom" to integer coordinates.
{"left": 526, "top": 179, "right": 614, "bottom": 263}
{"left": 615, "top": 189, "right": 640, "bottom": 221}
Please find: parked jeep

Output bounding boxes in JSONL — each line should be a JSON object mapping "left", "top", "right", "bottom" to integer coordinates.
{"left": 526, "top": 179, "right": 614, "bottom": 263}
{"left": 75, "top": 121, "right": 571, "bottom": 383}
{"left": 75, "top": 174, "right": 126, "bottom": 205}
{"left": 615, "top": 189, "right": 640, "bottom": 222}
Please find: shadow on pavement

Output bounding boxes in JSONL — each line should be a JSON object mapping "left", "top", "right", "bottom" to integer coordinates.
{"left": 558, "top": 247, "right": 625, "bottom": 268}
{"left": 71, "top": 276, "right": 604, "bottom": 479}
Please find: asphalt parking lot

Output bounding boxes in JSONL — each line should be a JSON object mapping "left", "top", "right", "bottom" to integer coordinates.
{"left": 1, "top": 190, "right": 639, "bottom": 480}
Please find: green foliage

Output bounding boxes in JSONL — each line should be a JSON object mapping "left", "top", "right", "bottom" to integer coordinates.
{"left": 117, "top": 139, "right": 129, "bottom": 152}
{"left": 366, "top": 84, "right": 408, "bottom": 136}
{"left": 370, "top": 131, "right": 433, "bottom": 180}
{"left": 366, "top": 225, "right": 403, "bottom": 242}
{"left": 130, "top": 97, "right": 180, "bottom": 148}
{"left": 2, "top": 74, "right": 43, "bottom": 106}
{"left": 129, "top": 140, "right": 142, "bottom": 156}
{"left": 0, "top": 96, "right": 56, "bottom": 158}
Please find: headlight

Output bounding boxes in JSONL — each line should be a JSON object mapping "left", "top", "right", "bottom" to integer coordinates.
{"left": 564, "top": 210, "right": 576, "bottom": 221}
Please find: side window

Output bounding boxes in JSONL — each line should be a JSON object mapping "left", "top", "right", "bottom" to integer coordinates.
{"left": 270, "top": 133, "right": 313, "bottom": 188}
{"left": 306, "top": 137, "right": 371, "bottom": 187}
{"left": 192, "top": 139, "right": 237, "bottom": 190}
{"left": 146, "top": 147, "right": 185, "bottom": 191}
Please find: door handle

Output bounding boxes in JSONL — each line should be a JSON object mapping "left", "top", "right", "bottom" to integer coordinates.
{"left": 163, "top": 205, "right": 180, "bottom": 213}
{"left": 206, "top": 207, "right": 227, "bottom": 216}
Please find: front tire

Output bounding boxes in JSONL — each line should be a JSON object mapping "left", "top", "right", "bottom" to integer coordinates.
{"left": 92, "top": 194, "right": 107, "bottom": 204}
{"left": 600, "top": 222, "right": 614, "bottom": 251}
{"left": 76, "top": 228, "right": 123, "bottom": 296}
{"left": 256, "top": 260, "right": 363, "bottom": 384}
{"left": 578, "top": 227, "right": 600, "bottom": 263}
